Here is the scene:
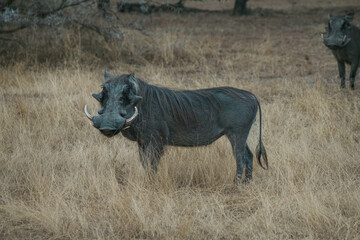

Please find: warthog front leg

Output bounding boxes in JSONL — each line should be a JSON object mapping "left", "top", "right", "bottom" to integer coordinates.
{"left": 337, "top": 61, "right": 346, "bottom": 88}
{"left": 138, "top": 141, "right": 164, "bottom": 173}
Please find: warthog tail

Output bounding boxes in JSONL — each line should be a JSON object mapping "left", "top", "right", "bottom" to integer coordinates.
{"left": 255, "top": 101, "right": 268, "bottom": 170}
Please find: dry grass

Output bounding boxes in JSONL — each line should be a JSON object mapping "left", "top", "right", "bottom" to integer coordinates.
{"left": 1, "top": 1, "right": 360, "bottom": 239}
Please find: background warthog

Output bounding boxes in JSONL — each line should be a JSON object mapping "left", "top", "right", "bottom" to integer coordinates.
{"left": 323, "top": 12, "right": 360, "bottom": 89}
{"left": 85, "top": 71, "right": 268, "bottom": 182}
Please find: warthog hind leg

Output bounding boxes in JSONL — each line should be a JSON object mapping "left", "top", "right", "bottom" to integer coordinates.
{"left": 350, "top": 59, "right": 359, "bottom": 90}
{"left": 226, "top": 129, "right": 251, "bottom": 183}
{"left": 244, "top": 145, "right": 254, "bottom": 183}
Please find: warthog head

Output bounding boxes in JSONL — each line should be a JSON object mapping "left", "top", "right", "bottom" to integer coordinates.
{"left": 323, "top": 13, "right": 354, "bottom": 49}
{"left": 84, "top": 70, "right": 142, "bottom": 137}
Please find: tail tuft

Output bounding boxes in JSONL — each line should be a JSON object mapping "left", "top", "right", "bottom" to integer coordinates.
{"left": 255, "top": 141, "right": 268, "bottom": 170}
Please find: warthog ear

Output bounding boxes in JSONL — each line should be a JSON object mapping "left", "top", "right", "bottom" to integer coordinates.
{"left": 104, "top": 69, "right": 111, "bottom": 81}
{"left": 344, "top": 12, "right": 354, "bottom": 23}
{"left": 126, "top": 73, "right": 139, "bottom": 94}
{"left": 92, "top": 92, "right": 103, "bottom": 102}
{"left": 133, "top": 95, "right": 142, "bottom": 105}
{"left": 129, "top": 73, "right": 136, "bottom": 81}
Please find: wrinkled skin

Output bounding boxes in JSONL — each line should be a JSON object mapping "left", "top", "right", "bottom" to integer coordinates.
{"left": 323, "top": 13, "right": 360, "bottom": 89}
{"left": 86, "top": 70, "right": 268, "bottom": 182}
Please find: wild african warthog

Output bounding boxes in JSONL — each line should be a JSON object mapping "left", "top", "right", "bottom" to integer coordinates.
{"left": 323, "top": 12, "right": 360, "bottom": 89}
{"left": 85, "top": 71, "right": 268, "bottom": 182}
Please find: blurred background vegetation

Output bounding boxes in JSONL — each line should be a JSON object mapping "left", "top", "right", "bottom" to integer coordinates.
{"left": 0, "top": 0, "right": 250, "bottom": 67}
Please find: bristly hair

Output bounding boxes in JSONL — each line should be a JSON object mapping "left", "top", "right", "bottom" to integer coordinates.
{"left": 135, "top": 78, "right": 257, "bottom": 126}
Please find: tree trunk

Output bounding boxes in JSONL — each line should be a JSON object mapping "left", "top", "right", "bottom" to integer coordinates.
{"left": 176, "top": 0, "right": 185, "bottom": 7}
{"left": 233, "top": 0, "right": 248, "bottom": 15}
{"left": 97, "top": 0, "right": 110, "bottom": 11}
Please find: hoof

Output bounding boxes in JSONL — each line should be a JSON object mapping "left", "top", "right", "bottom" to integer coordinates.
{"left": 341, "top": 79, "right": 346, "bottom": 88}
{"left": 233, "top": 176, "right": 242, "bottom": 184}
{"left": 242, "top": 178, "right": 251, "bottom": 184}
{"left": 233, "top": 176, "right": 252, "bottom": 184}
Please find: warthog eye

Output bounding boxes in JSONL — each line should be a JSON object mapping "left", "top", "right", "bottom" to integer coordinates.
{"left": 119, "top": 96, "right": 130, "bottom": 105}
{"left": 341, "top": 22, "right": 350, "bottom": 31}
{"left": 341, "top": 23, "right": 346, "bottom": 31}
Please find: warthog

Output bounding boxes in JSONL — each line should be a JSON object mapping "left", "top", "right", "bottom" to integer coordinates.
{"left": 85, "top": 70, "right": 268, "bottom": 182}
{"left": 322, "top": 12, "right": 360, "bottom": 89}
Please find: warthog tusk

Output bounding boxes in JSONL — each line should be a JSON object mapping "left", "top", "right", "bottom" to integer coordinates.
{"left": 343, "top": 35, "right": 346, "bottom": 42}
{"left": 125, "top": 106, "right": 138, "bottom": 125}
{"left": 321, "top": 33, "right": 324, "bottom": 39}
{"left": 84, "top": 104, "right": 93, "bottom": 120}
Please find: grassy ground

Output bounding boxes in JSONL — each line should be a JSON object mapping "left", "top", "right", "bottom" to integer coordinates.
{"left": 1, "top": 0, "right": 360, "bottom": 239}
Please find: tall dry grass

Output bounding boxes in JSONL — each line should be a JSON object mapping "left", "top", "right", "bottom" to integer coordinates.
{"left": 1, "top": 2, "right": 360, "bottom": 239}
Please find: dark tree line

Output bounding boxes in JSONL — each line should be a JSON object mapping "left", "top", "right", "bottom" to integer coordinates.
{"left": 0, "top": 0, "right": 249, "bottom": 48}
{"left": 0, "top": 0, "right": 123, "bottom": 43}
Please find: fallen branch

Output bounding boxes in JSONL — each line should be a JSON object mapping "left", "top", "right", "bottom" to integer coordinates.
{"left": 0, "top": 36, "right": 24, "bottom": 47}
{"left": 117, "top": 1, "right": 212, "bottom": 14}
